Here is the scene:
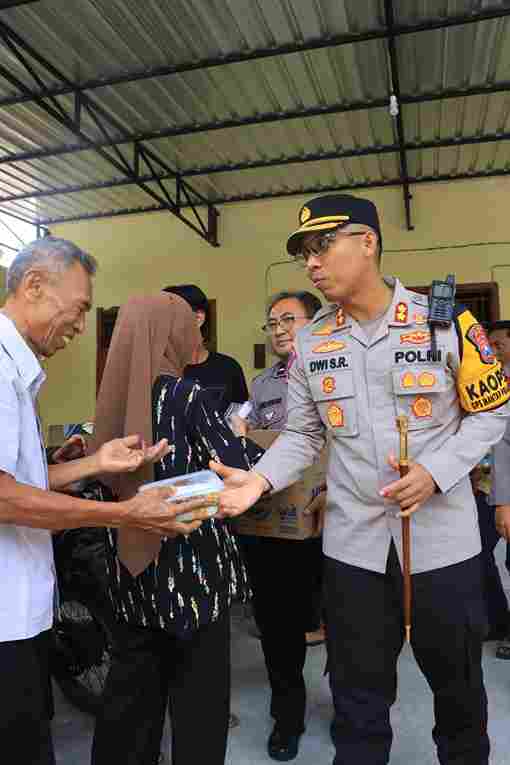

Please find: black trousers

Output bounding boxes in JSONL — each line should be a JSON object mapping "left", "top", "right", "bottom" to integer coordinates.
{"left": 239, "top": 535, "right": 323, "bottom": 736}
{"left": 324, "top": 546, "right": 490, "bottom": 765}
{"left": 476, "top": 491, "right": 510, "bottom": 633}
{"left": 91, "top": 611, "right": 230, "bottom": 765}
{"left": 0, "top": 630, "right": 55, "bottom": 765}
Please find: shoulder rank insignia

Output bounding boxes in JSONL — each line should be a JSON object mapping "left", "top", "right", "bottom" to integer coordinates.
{"left": 412, "top": 396, "right": 432, "bottom": 418}
{"left": 327, "top": 403, "right": 344, "bottom": 427}
{"left": 312, "top": 340, "right": 345, "bottom": 354}
{"left": 394, "top": 302, "right": 409, "bottom": 324}
{"left": 400, "top": 331, "right": 431, "bottom": 345}
{"left": 312, "top": 323, "right": 334, "bottom": 336}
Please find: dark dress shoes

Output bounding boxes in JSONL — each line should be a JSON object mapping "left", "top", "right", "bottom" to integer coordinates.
{"left": 267, "top": 725, "right": 302, "bottom": 762}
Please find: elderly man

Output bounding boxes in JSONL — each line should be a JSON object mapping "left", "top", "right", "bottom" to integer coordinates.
{"left": 0, "top": 237, "right": 209, "bottom": 765}
{"left": 213, "top": 195, "right": 510, "bottom": 765}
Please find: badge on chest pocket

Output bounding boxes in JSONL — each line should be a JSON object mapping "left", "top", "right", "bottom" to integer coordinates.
{"left": 307, "top": 353, "right": 359, "bottom": 437}
{"left": 392, "top": 366, "right": 449, "bottom": 430}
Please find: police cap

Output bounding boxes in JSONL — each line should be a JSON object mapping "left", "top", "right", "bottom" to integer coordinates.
{"left": 286, "top": 193, "right": 382, "bottom": 257}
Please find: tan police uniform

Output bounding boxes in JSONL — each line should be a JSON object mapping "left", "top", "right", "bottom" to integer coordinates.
{"left": 253, "top": 273, "right": 510, "bottom": 765}
{"left": 246, "top": 361, "right": 288, "bottom": 430}
{"left": 255, "top": 277, "right": 509, "bottom": 573}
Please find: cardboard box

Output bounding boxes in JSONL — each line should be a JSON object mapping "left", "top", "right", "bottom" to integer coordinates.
{"left": 234, "top": 430, "right": 327, "bottom": 540}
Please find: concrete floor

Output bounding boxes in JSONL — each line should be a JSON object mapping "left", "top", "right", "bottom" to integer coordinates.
{"left": 53, "top": 544, "right": 510, "bottom": 765}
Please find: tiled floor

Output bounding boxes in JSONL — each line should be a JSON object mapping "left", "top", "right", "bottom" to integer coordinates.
{"left": 53, "top": 544, "right": 510, "bottom": 764}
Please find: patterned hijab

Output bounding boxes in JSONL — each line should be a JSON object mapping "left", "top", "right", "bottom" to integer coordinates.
{"left": 91, "top": 293, "right": 202, "bottom": 574}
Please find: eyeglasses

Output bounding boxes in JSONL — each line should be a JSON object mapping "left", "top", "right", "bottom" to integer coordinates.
{"left": 262, "top": 313, "right": 309, "bottom": 334}
{"left": 295, "top": 229, "right": 367, "bottom": 264}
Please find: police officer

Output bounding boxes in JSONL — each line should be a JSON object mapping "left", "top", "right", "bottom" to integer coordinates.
{"left": 237, "top": 290, "right": 324, "bottom": 762}
{"left": 488, "top": 320, "right": 510, "bottom": 659}
{"left": 212, "top": 194, "right": 510, "bottom": 765}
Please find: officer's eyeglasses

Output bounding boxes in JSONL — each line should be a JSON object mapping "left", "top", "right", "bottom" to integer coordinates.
{"left": 262, "top": 313, "right": 309, "bottom": 334}
{"left": 295, "top": 229, "right": 367, "bottom": 265}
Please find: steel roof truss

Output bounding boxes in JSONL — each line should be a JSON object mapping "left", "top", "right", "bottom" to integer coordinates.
{"left": 0, "top": 20, "right": 220, "bottom": 246}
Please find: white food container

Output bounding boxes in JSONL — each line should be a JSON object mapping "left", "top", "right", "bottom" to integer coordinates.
{"left": 139, "top": 469, "right": 223, "bottom": 521}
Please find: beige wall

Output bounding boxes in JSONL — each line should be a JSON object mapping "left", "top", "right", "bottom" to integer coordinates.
{"left": 38, "top": 176, "right": 510, "bottom": 434}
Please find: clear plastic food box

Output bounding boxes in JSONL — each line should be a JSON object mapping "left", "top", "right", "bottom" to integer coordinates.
{"left": 139, "top": 469, "right": 223, "bottom": 521}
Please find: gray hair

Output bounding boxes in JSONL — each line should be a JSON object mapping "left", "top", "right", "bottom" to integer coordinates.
{"left": 267, "top": 290, "right": 322, "bottom": 319}
{"left": 6, "top": 236, "right": 97, "bottom": 294}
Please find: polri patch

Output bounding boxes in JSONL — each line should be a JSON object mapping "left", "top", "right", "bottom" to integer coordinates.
{"left": 466, "top": 324, "right": 496, "bottom": 365}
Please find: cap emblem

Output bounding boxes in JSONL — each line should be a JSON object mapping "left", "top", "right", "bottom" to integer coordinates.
{"left": 300, "top": 206, "right": 311, "bottom": 224}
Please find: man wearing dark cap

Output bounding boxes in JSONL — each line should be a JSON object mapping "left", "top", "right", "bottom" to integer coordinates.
{"left": 163, "top": 284, "right": 249, "bottom": 412}
{"left": 487, "top": 321, "right": 510, "bottom": 659}
{"left": 213, "top": 194, "right": 510, "bottom": 765}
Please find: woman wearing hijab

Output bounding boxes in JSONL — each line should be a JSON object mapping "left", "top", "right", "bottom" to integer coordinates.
{"left": 91, "top": 293, "right": 261, "bottom": 765}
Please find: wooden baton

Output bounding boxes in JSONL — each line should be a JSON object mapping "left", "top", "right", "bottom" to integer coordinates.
{"left": 396, "top": 415, "right": 412, "bottom": 643}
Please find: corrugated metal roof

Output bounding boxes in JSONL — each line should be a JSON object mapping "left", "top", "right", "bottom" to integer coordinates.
{"left": 0, "top": 0, "right": 510, "bottom": 232}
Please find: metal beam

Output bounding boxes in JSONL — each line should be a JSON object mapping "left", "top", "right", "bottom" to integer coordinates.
{"left": 2, "top": 78, "right": 510, "bottom": 170}
{"left": 4, "top": 130, "right": 510, "bottom": 205}
{"left": 33, "top": 167, "right": 510, "bottom": 226}
{"left": 0, "top": 7, "right": 510, "bottom": 110}
{"left": 0, "top": 20, "right": 220, "bottom": 245}
{"left": 0, "top": 241, "right": 19, "bottom": 252}
{"left": 384, "top": 0, "right": 413, "bottom": 230}
{"left": 0, "top": 1, "right": 41, "bottom": 8}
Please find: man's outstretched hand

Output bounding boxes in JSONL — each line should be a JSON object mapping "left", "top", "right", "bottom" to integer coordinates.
{"left": 95, "top": 435, "right": 170, "bottom": 474}
{"left": 209, "top": 461, "right": 270, "bottom": 518}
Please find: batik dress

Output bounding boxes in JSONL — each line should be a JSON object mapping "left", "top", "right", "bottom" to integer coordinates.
{"left": 104, "top": 375, "right": 263, "bottom": 638}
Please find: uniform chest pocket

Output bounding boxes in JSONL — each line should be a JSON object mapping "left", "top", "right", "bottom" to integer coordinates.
{"left": 392, "top": 366, "right": 447, "bottom": 430}
{"left": 308, "top": 365, "right": 359, "bottom": 437}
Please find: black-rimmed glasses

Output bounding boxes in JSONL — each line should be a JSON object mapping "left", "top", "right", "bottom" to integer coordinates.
{"left": 295, "top": 229, "right": 367, "bottom": 264}
{"left": 262, "top": 313, "right": 309, "bottom": 334}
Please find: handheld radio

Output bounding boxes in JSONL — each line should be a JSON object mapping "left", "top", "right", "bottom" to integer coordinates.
{"left": 428, "top": 274, "right": 456, "bottom": 357}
